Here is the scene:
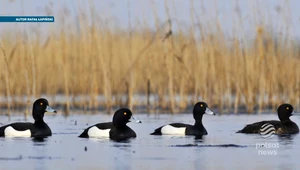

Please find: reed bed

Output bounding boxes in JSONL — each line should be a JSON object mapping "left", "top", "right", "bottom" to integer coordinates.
{"left": 0, "top": 1, "right": 300, "bottom": 115}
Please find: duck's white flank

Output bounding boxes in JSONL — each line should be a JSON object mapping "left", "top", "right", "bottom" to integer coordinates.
{"left": 87, "top": 126, "right": 110, "bottom": 138}
{"left": 161, "top": 125, "right": 186, "bottom": 135}
{"left": 4, "top": 126, "right": 31, "bottom": 137}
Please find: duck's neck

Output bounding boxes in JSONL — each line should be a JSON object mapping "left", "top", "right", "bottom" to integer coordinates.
{"left": 113, "top": 123, "right": 127, "bottom": 129}
{"left": 194, "top": 115, "right": 204, "bottom": 127}
{"left": 33, "top": 110, "right": 45, "bottom": 123}
{"left": 281, "top": 118, "right": 292, "bottom": 124}
{"left": 34, "top": 119, "right": 45, "bottom": 125}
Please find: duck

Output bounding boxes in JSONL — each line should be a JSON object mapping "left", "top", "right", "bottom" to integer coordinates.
{"left": 0, "top": 98, "right": 57, "bottom": 138}
{"left": 150, "top": 102, "right": 215, "bottom": 136}
{"left": 236, "top": 103, "right": 299, "bottom": 134}
{"left": 79, "top": 108, "right": 141, "bottom": 141}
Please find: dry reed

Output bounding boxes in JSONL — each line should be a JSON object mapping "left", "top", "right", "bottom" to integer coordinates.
{"left": 0, "top": 1, "right": 299, "bottom": 114}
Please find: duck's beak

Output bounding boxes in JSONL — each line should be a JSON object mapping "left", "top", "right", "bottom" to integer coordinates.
{"left": 129, "top": 116, "right": 142, "bottom": 123}
{"left": 205, "top": 107, "right": 215, "bottom": 115}
{"left": 45, "top": 105, "right": 57, "bottom": 113}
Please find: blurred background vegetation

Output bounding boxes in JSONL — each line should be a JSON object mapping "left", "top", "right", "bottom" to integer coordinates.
{"left": 0, "top": 0, "right": 299, "bottom": 116}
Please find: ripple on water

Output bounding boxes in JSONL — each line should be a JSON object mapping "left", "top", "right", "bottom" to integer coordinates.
{"left": 169, "top": 144, "right": 249, "bottom": 148}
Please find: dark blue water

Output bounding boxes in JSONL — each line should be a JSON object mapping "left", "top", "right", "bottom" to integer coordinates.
{"left": 0, "top": 112, "right": 299, "bottom": 170}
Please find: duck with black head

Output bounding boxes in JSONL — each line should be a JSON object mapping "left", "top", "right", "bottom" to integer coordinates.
{"left": 150, "top": 102, "right": 216, "bottom": 137}
{"left": 79, "top": 108, "right": 141, "bottom": 142}
{"left": 0, "top": 98, "right": 57, "bottom": 138}
{"left": 237, "top": 103, "right": 299, "bottom": 135}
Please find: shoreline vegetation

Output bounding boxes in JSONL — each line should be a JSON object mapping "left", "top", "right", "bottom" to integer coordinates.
{"left": 0, "top": 1, "right": 300, "bottom": 116}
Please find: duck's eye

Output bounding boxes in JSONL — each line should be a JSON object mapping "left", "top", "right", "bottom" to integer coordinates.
{"left": 200, "top": 104, "right": 203, "bottom": 107}
{"left": 286, "top": 107, "right": 289, "bottom": 110}
{"left": 124, "top": 112, "right": 127, "bottom": 115}
{"left": 40, "top": 103, "right": 43, "bottom": 106}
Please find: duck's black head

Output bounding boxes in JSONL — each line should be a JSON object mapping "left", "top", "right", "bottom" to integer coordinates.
{"left": 193, "top": 102, "right": 215, "bottom": 121}
{"left": 32, "top": 98, "right": 57, "bottom": 122}
{"left": 112, "top": 108, "right": 141, "bottom": 127}
{"left": 277, "top": 103, "right": 294, "bottom": 121}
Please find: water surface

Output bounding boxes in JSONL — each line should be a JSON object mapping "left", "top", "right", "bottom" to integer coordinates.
{"left": 0, "top": 112, "right": 299, "bottom": 170}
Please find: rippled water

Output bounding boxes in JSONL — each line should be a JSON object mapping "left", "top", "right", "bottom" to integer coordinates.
{"left": 0, "top": 112, "right": 300, "bottom": 170}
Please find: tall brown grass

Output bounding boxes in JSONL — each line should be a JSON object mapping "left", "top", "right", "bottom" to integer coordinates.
{"left": 0, "top": 1, "right": 300, "bottom": 115}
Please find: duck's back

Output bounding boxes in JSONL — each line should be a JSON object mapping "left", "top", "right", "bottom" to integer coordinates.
{"left": 78, "top": 122, "right": 113, "bottom": 138}
{"left": 150, "top": 123, "right": 191, "bottom": 135}
{"left": 237, "top": 120, "right": 281, "bottom": 133}
{"left": 0, "top": 122, "right": 33, "bottom": 137}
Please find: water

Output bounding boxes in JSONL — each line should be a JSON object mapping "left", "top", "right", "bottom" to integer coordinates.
{"left": 0, "top": 112, "right": 300, "bottom": 170}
